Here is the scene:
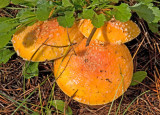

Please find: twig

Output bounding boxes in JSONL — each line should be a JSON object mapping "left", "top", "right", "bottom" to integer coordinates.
{"left": 86, "top": 27, "right": 97, "bottom": 46}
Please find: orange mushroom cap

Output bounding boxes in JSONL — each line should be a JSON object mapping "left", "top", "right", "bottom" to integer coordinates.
{"left": 54, "top": 39, "right": 133, "bottom": 105}
{"left": 12, "top": 19, "right": 84, "bottom": 62}
{"left": 79, "top": 19, "right": 140, "bottom": 44}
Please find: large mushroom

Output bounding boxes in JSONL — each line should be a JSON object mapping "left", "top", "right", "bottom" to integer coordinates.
{"left": 79, "top": 19, "right": 140, "bottom": 44}
{"left": 12, "top": 19, "right": 84, "bottom": 62}
{"left": 54, "top": 39, "right": 133, "bottom": 105}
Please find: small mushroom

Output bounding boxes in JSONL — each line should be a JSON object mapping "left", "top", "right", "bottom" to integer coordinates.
{"left": 79, "top": 19, "right": 140, "bottom": 44}
{"left": 54, "top": 39, "right": 133, "bottom": 105}
{"left": 12, "top": 19, "right": 84, "bottom": 62}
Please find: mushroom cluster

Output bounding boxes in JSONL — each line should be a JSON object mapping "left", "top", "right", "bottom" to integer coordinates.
{"left": 54, "top": 19, "right": 140, "bottom": 105}
{"left": 12, "top": 18, "right": 140, "bottom": 105}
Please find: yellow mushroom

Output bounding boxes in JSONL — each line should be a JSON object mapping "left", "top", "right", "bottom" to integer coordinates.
{"left": 54, "top": 39, "right": 133, "bottom": 105}
{"left": 12, "top": 19, "right": 84, "bottom": 62}
{"left": 79, "top": 19, "right": 140, "bottom": 44}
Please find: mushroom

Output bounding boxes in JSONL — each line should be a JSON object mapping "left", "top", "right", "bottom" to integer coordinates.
{"left": 54, "top": 39, "right": 133, "bottom": 105}
{"left": 79, "top": 19, "right": 140, "bottom": 44}
{"left": 12, "top": 19, "right": 84, "bottom": 62}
